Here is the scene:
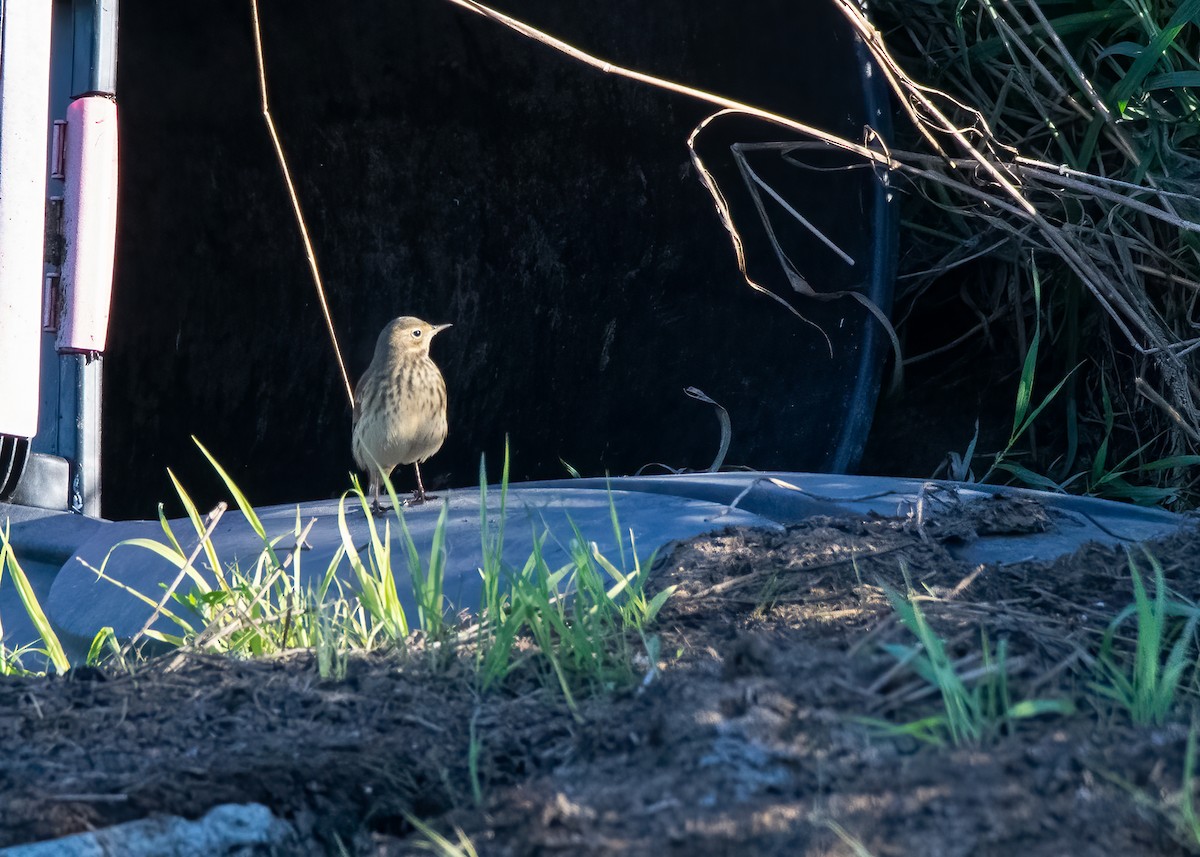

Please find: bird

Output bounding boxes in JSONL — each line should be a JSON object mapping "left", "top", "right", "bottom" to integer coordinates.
{"left": 352, "top": 316, "right": 451, "bottom": 513}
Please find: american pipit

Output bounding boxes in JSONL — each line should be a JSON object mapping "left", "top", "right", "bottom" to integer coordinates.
{"left": 352, "top": 316, "right": 451, "bottom": 512}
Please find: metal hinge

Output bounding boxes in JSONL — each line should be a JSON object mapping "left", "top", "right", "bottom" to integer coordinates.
{"left": 42, "top": 273, "right": 60, "bottom": 332}
{"left": 50, "top": 118, "right": 66, "bottom": 179}
{"left": 44, "top": 194, "right": 63, "bottom": 266}
{"left": 45, "top": 121, "right": 67, "bottom": 318}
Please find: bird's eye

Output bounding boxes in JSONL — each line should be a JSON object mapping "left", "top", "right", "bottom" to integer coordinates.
{"left": 411, "top": 329, "right": 422, "bottom": 338}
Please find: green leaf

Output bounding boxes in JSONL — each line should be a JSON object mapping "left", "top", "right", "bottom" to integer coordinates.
{"left": 86, "top": 627, "right": 118, "bottom": 667}
{"left": 1112, "top": 0, "right": 1200, "bottom": 106}
{"left": 1096, "top": 41, "right": 1148, "bottom": 61}
{"left": 1006, "top": 698, "right": 1075, "bottom": 719}
{"left": 645, "top": 587, "right": 676, "bottom": 623}
{"left": 968, "top": 8, "right": 1130, "bottom": 61}
{"left": 1144, "top": 71, "right": 1200, "bottom": 90}
{"left": 993, "top": 462, "right": 1066, "bottom": 492}
{"left": 1011, "top": 271, "right": 1042, "bottom": 439}
{"left": 0, "top": 530, "right": 71, "bottom": 674}
{"left": 194, "top": 437, "right": 271, "bottom": 545}
{"left": 1090, "top": 376, "right": 1115, "bottom": 487}
{"left": 165, "top": 470, "right": 228, "bottom": 590}
{"left": 1139, "top": 454, "right": 1200, "bottom": 471}
{"left": 1014, "top": 366, "right": 1080, "bottom": 442}
{"left": 1097, "top": 481, "right": 1178, "bottom": 506}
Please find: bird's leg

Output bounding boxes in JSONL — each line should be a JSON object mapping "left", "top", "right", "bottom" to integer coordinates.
{"left": 408, "top": 462, "right": 435, "bottom": 505}
{"left": 369, "top": 471, "right": 388, "bottom": 516}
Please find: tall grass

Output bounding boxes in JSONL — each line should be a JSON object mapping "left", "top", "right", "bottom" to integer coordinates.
{"left": 1092, "top": 551, "right": 1199, "bottom": 725}
{"left": 467, "top": 446, "right": 675, "bottom": 709}
{"left": 64, "top": 439, "right": 674, "bottom": 701}
{"left": 1179, "top": 724, "right": 1200, "bottom": 850}
{"left": 404, "top": 812, "right": 480, "bottom": 857}
{"left": 0, "top": 524, "right": 71, "bottom": 675}
{"left": 976, "top": 260, "right": 1078, "bottom": 492}
{"left": 866, "top": 0, "right": 1200, "bottom": 506}
{"left": 870, "top": 575, "right": 1073, "bottom": 746}
{"left": 475, "top": 445, "right": 515, "bottom": 687}
{"left": 88, "top": 444, "right": 347, "bottom": 657}
{"left": 337, "top": 478, "right": 412, "bottom": 646}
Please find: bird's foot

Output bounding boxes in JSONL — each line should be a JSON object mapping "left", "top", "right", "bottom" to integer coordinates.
{"left": 368, "top": 501, "right": 390, "bottom": 517}
{"left": 404, "top": 491, "right": 436, "bottom": 507}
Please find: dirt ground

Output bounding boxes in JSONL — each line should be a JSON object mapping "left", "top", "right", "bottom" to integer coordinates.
{"left": 2, "top": 494, "right": 1198, "bottom": 855}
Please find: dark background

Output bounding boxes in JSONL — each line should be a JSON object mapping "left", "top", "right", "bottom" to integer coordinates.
{"left": 103, "top": 0, "right": 894, "bottom": 519}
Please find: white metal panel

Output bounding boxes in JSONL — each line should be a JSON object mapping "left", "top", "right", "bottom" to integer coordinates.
{"left": 0, "top": 0, "right": 54, "bottom": 438}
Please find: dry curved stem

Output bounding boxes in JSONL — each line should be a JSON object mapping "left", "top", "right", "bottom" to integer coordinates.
{"left": 441, "top": 0, "right": 1200, "bottom": 446}
{"left": 440, "top": 0, "right": 896, "bottom": 168}
{"left": 1136, "top": 378, "right": 1200, "bottom": 445}
{"left": 440, "top": 0, "right": 906, "bottom": 365}
{"left": 123, "top": 502, "right": 227, "bottom": 657}
{"left": 684, "top": 111, "right": 836, "bottom": 354}
{"left": 683, "top": 386, "right": 731, "bottom": 473}
{"left": 874, "top": 0, "right": 1200, "bottom": 455}
{"left": 250, "top": 0, "right": 355, "bottom": 406}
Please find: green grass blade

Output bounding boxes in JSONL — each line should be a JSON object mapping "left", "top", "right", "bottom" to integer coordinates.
{"left": 1010, "top": 263, "right": 1043, "bottom": 439}
{"left": 1111, "top": 0, "right": 1200, "bottom": 109}
{"left": 604, "top": 481, "right": 628, "bottom": 573}
{"left": 194, "top": 438, "right": 268, "bottom": 540}
{"left": 0, "top": 528, "right": 70, "bottom": 674}
{"left": 167, "top": 469, "right": 227, "bottom": 589}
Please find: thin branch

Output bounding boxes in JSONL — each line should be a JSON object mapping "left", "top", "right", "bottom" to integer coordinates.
{"left": 250, "top": 0, "right": 355, "bottom": 406}
{"left": 1136, "top": 378, "right": 1200, "bottom": 444}
{"left": 439, "top": 0, "right": 897, "bottom": 169}
{"left": 123, "top": 502, "right": 227, "bottom": 656}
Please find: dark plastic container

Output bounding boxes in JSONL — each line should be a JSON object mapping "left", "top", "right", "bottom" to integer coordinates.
{"left": 102, "top": 0, "right": 896, "bottom": 517}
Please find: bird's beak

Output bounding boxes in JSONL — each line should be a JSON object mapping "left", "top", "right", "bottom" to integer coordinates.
{"left": 432, "top": 323, "right": 453, "bottom": 335}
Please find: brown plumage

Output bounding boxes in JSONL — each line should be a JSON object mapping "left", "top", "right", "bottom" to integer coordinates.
{"left": 352, "top": 316, "right": 451, "bottom": 512}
